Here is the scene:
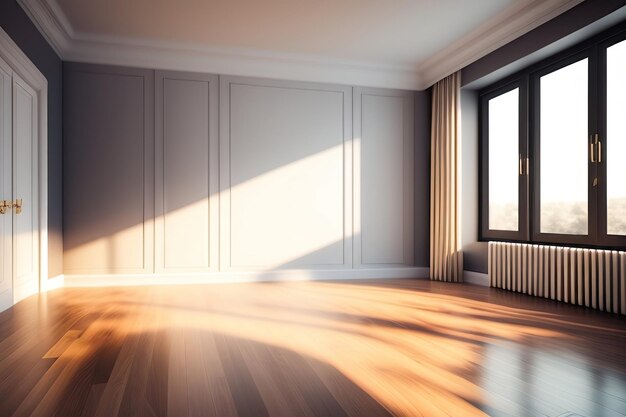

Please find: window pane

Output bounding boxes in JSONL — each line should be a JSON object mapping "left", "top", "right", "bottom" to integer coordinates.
{"left": 607, "top": 40, "right": 626, "bottom": 236}
{"left": 540, "top": 59, "right": 588, "bottom": 235}
{"left": 488, "top": 88, "right": 519, "bottom": 231}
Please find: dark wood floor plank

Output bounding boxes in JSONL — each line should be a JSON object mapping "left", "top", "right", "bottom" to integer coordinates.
{"left": 239, "top": 339, "right": 317, "bottom": 417}
{"left": 93, "top": 303, "right": 144, "bottom": 417}
{"left": 28, "top": 307, "right": 122, "bottom": 417}
{"left": 0, "top": 280, "right": 624, "bottom": 417}
{"left": 199, "top": 330, "right": 239, "bottom": 417}
{"left": 145, "top": 328, "right": 171, "bottom": 417}
{"left": 305, "top": 357, "right": 394, "bottom": 417}
{"left": 167, "top": 327, "right": 189, "bottom": 417}
{"left": 215, "top": 333, "right": 271, "bottom": 417}
{"left": 0, "top": 357, "right": 55, "bottom": 416}
{"left": 184, "top": 330, "right": 218, "bottom": 417}
{"left": 117, "top": 315, "right": 159, "bottom": 417}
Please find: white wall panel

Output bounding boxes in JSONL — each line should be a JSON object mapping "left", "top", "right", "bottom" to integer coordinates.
{"left": 63, "top": 64, "right": 154, "bottom": 274}
{"left": 220, "top": 77, "right": 352, "bottom": 270}
{"left": 63, "top": 65, "right": 420, "bottom": 280}
{"left": 354, "top": 88, "right": 414, "bottom": 267}
{"left": 155, "top": 71, "right": 219, "bottom": 272}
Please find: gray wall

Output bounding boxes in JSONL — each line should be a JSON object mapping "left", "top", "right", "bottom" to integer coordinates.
{"left": 63, "top": 63, "right": 431, "bottom": 275}
{"left": 63, "top": 63, "right": 154, "bottom": 274}
{"left": 0, "top": 0, "right": 63, "bottom": 278}
{"left": 460, "top": 89, "right": 485, "bottom": 274}
{"left": 354, "top": 87, "right": 415, "bottom": 268}
{"left": 414, "top": 90, "right": 430, "bottom": 267}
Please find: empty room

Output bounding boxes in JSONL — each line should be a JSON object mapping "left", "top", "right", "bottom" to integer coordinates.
{"left": 1, "top": 0, "right": 626, "bottom": 416}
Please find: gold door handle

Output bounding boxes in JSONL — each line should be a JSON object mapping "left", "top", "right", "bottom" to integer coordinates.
{"left": 519, "top": 155, "right": 530, "bottom": 176}
{"left": 590, "top": 134, "right": 601, "bottom": 164}
{"left": 590, "top": 142, "right": 595, "bottom": 162}
{"left": 0, "top": 200, "right": 11, "bottom": 215}
{"left": 590, "top": 137, "right": 596, "bottom": 163}
{"left": 13, "top": 199, "right": 22, "bottom": 215}
{"left": 526, "top": 158, "right": 530, "bottom": 176}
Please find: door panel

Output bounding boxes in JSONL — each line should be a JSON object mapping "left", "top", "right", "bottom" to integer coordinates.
{"left": 12, "top": 75, "right": 38, "bottom": 303}
{"left": 0, "top": 59, "right": 12, "bottom": 310}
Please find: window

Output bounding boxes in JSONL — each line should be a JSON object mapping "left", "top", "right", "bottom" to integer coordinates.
{"left": 488, "top": 88, "right": 519, "bottom": 231}
{"left": 480, "top": 21, "right": 626, "bottom": 249}
{"left": 531, "top": 52, "right": 595, "bottom": 246}
{"left": 605, "top": 38, "right": 626, "bottom": 237}
{"left": 480, "top": 82, "right": 528, "bottom": 241}
{"left": 538, "top": 58, "right": 589, "bottom": 236}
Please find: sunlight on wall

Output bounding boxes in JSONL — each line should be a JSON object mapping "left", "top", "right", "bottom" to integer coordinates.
{"left": 230, "top": 143, "right": 345, "bottom": 268}
{"left": 163, "top": 198, "right": 210, "bottom": 269}
{"left": 65, "top": 143, "right": 349, "bottom": 271}
{"left": 64, "top": 223, "right": 144, "bottom": 271}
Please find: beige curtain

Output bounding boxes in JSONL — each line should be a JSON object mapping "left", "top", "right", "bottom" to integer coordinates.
{"left": 430, "top": 71, "right": 463, "bottom": 282}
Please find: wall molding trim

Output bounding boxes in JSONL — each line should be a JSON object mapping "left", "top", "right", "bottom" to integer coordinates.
{"left": 43, "top": 274, "right": 64, "bottom": 291}
{"left": 17, "top": 0, "right": 581, "bottom": 90}
{"left": 63, "top": 267, "right": 430, "bottom": 288}
{"left": 418, "top": 0, "right": 583, "bottom": 87}
{"left": 463, "top": 271, "right": 489, "bottom": 287}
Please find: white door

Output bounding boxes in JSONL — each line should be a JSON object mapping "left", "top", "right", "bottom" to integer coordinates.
{"left": 11, "top": 74, "right": 39, "bottom": 303}
{"left": 0, "top": 57, "right": 12, "bottom": 311}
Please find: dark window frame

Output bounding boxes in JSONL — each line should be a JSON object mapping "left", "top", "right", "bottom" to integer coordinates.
{"left": 479, "top": 78, "right": 529, "bottom": 242}
{"left": 530, "top": 47, "right": 598, "bottom": 246}
{"left": 597, "top": 30, "right": 626, "bottom": 249}
{"left": 479, "top": 19, "right": 626, "bottom": 250}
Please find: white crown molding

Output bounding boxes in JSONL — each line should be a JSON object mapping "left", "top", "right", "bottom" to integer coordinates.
{"left": 16, "top": 0, "right": 72, "bottom": 58}
{"left": 418, "top": 0, "right": 584, "bottom": 88}
{"left": 18, "top": 0, "right": 582, "bottom": 90}
{"left": 65, "top": 36, "right": 424, "bottom": 90}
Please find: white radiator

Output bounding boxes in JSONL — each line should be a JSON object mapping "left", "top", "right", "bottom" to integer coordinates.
{"left": 488, "top": 242, "right": 626, "bottom": 314}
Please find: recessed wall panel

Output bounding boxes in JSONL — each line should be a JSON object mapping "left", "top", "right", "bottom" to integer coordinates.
{"left": 354, "top": 88, "right": 414, "bottom": 267}
{"left": 221, "top": 79, "right": 351, "bottom": 269}
{"left": 155, "top": 72, "right": 218, "bottom": 272}
{"left": 63, "top": 65, "right": 154, "bottom": 273}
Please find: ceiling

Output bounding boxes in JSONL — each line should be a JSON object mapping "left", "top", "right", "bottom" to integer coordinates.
{"left": 19, "top": 0, "right": 583, "bottom": 89}
{"left": 55, "top": 0, "right": 515, "bottom": 68}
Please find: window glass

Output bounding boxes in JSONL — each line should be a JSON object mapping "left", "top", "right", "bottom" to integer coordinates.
{"left": 488, "top": 88, "right": 519, "bottom": 231}
{"left": 539, "top": 59, "right": 588, "bottom": 235}
{"left": 607, "top": 39, "right": 626, "bottom": 236}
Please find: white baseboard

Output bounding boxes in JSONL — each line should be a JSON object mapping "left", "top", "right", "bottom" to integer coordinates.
{"left": 464, "top": 271, "right": 489, "bottom": 287}
{"left": 43, "top": 274, "right": 65, "bottom": 291}
{"left": 63, "top": 267, "right": 430, "bottom": 288}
